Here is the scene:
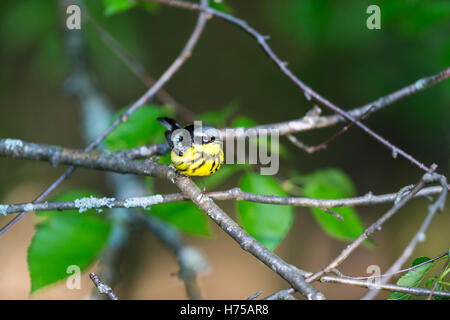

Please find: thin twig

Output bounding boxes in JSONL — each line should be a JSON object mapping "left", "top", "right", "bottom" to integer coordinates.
{"left": 362, "top": 173, "right": 448, "bottom": 300}
{"left": 339, "top": 251, "right": 449, "bottom": 281}
{"left": 89, "top": 273, "right": 119, "bottom": 300}
{"left": 290, "top": 104, "right": 376, "bottom": 154}
{"left": 246, "top": 290, "right": 263, "bottom": 300}
{"left": 285, "top": 134, "right": 316, "bottom": 154}
{"left": 320, "top": 275, "right": 450, "bottom": 299}
{"left": 264, "top": 288, "right": 296, "bottom": 300}
{"left": 428, "top": 254, "right": 449, "bottom": 300}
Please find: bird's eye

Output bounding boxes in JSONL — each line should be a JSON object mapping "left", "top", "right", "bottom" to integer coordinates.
{"left": 178, "top": 136, "right": 183, "bottom": 142}
{"left": 210, "top": 136, "right": 215, "bottom": 142}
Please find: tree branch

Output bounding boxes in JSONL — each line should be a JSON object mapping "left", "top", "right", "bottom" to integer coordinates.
{"left": 0, "top": 182, "right": 443, "bottom": 216}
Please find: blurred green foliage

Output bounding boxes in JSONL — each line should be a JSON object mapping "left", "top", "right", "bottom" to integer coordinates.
{"left": 1, "top": 0, "right": 65, "bottom": 81}
{"left": 265, "top": 0, "right": 450, "bottom": 50}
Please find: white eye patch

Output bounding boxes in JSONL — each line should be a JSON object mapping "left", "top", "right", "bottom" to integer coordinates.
{"left": 171, "top": 128, "right": 191, "bottom": 153}
{"left": 196, "top": 127, "right": 220, "bottom": 144}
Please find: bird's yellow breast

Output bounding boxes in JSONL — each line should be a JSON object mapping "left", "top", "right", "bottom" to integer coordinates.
{"left": 171, "top": 142, "right": 224, "bottom": 176}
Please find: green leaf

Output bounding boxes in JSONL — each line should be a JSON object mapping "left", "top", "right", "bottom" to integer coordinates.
{"left": 237, "top": 172, "right": 294, "bottom": 251}
{"left": 198, "top": 100, "right": 239, "bottom": 127}
{"left": 102, "top": 0, "right": 158, "bottom": 15}
{"left": 103, "top": 0, "right": 138, "bottom": 16}
{"left": 28, "top": 190, "right": 110, "bottom": 293}
{"left": 389, "top": 257, "right": 435, "bottom": 300}
{"left": 210, "top": 0, "right": 233, "bottom": 14}
{"left": 231, "top": 115, "right": 258, "bottom": 128}
{"left": 302, "top": 169, "right": 371, "bottom": 246}
{"left": 105, "top": 105, "right": 167, "bottom": 151}
{"left": 150, "top": 202, "right": 210, "bottom": 236}
{"left": 425, "top": 277, "right": 436, "bottom": 288}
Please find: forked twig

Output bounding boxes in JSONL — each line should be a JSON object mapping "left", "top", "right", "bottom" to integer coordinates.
{"left": 287, "top": 105, "right": 376, "bottom": 154}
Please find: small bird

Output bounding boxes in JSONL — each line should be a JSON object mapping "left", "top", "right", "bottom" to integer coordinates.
{"left": 157, "top": 117, "right": 224, "bottom": 177}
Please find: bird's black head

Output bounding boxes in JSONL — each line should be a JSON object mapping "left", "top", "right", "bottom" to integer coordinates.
{"left": 157, "top": 117, "right": 221, "bottom": 155}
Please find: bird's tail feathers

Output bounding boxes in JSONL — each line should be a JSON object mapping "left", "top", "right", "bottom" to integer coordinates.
{"left": 157, "top": 117, "right": 181, "bottom": 132}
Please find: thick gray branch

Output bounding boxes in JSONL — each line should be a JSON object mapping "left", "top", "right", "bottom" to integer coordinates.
{"left": 0, "top": 183, "right": 443, "bottom": 216}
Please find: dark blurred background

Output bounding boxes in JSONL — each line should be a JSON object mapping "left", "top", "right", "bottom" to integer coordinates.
{"left": 0, "top": 0, "right": 449, "bottom": 299}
